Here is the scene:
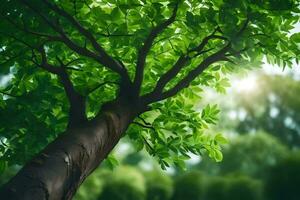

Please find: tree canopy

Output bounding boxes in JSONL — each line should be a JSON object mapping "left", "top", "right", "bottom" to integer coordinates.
{"left": 0, "top": 0, "right": 300, "bottom": 173}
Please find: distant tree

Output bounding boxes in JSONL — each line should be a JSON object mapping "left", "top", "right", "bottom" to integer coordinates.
{"left": 98, "top": 166, "right": 146, "bottom": 200}
{"left": 265, "top": 153, "right": 300, "bottom": 200}
{"left": 198, "top": 132, "right": 289, "bottom": 178}
{"left": 171, "top": 171, "right": 204, "bottom": 200}
{"left": 0, "top": 0, "right": 299, "bottom": 198}
{"left": 204, "top": 176, "right": 227, "bottom": 200}
{"left": 73, "top": 168, "right": 110, "bottom": 200}
{"left": 234, "top": 75, "right": 300, "bottom": 148}
{"left": 205, "top": 175, "right": 262, "bottom": 200}
{"left": 145, "top": 170, "right": 173, "bottom": 200}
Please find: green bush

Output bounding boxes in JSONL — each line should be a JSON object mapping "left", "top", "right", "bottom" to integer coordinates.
{"left": 205, "top": 175, "right": 262, "bottom": 200}
{"left": 265, "top": 153, "right": 300, "bottom": 200}
{"left": 98, "top": 166, "right": 146, "bottom": 200}
{"left": 145, "top": 170, "right": 173, "bottom": 200}
{"left": 99, "top": 181, "right": 145, "bottom": 200}
{"left": 74, "top": 168, "right": 111, "bottom": 200}
{"left": 199, "top": 132, "right": 288, "bottom": 178}
{"left": 204, "top": 177, "right": 227, "bottom": 200}
{"left": 171, "top": 171, "right": 204, "bottom": 200}
{"left": 226, "top": 176, "right": 262, "bottom": 200}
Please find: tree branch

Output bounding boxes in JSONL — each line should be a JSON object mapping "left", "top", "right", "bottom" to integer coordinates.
{"left": 159, "top": 44, "right": 231, "bottom": 101}
{"left": 137, "top": 116, "right": 152, "bottom": 126}
{"left": 88, "top": 81, "right": 119, "bottom": 94}
{"left": 236, "top": 16, "right": 250, "bottom": 37}
{"left": 41, "top": 0, "right": 130, "bottom": 80}
{"left": 133, "top": 121, "right": 154, "bottom": 130}
{"left": 19, "top": 0, "right": 130, "bottom": 83}
{"left": 188, "top": 29, "right": 227, "bottom": 53}
{"left": 148, "top": 28, "right": 227, "bottom": 98}
{"left": 142, "top": 135, "right": 155, "bottom": 153}
{"left": 32, "top": 46, "right": 87, "bottom": 127}
{"left": 152, "top": 55, "right": 190, "bottom": 94}
{"left": 0, "top": 91, "right": 19, "bottom": 98}
{"left": 133, "top": 2, "right": 179, "bottom": 95}
{"left": 141, "top": 17, "right": 251, "bottom": 104}
{"left": 142, "top": 43, "right": 231, "bottom": 104}
{"left": 99, "top": 33, "right": 134, "bottom": 37}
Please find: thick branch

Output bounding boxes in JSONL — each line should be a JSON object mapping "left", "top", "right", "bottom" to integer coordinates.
{"left": 133, "top": 3, "right": 179, "bottom": 94}
{"left": 142, "top": 43, "right": 231, "bottom": 104}
{"left": 152, "top": 55, "right": 190, "bottom": 94}
{"left": 150, "top": 28, "right": 227, "bottom": 97}
{"left": 41, "top": 0, "right": 128, "bottom": 78}
{"left": 19, "top": 0, "right": 130, "bottom": 83}
{"left": 236, "top": 16, "right": 250, "bottom": 37}
{"left": 160, "top": 44, "right": 231, "bottom": 100}
{"left": 141, "top": 18, "right": 251, "bottom": 104}
{"left": 189, "top": 28, "right": 227, "bottom": 53}
{"left": 99, "top": 33, "right": 134, "bottom": 37}
{"left": 0, "top": 91, "right": 18, "bottom": 98}
{"left": 33, "top": 46, "right": 87, "bottom": 127}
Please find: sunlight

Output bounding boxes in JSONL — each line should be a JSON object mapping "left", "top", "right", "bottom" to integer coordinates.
{"left": 232, "top": 75, "right": 258, "bottom": 93}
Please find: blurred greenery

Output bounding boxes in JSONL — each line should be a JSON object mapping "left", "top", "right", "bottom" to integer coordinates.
{"left": 171, "top": 171, "right": 204, "bottom": 200}
{"left": 145, "top": 170, "right": 173, "bottom": 200}
{"left": 2, "top": 72, "right": 300, "bottom": 199}
{"left": 197, "top": 132, "right": 289, "bottom": 178}
{"left": 265, "top": 153, "right": 300, "bottom": 200}
{"left": 205, "top": 175, "right": 263, "bottom": 200}
{"left": 218, "top": 74, "right": 300, "bottom": 148}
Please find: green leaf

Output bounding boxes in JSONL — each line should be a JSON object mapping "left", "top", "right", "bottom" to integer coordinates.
{"left": 105, "top": 154, "right": 119, "bottom": 170}
{"left": 214, "top": 133, "right": 228, "bottom": 144}
{"left": 214, "top": 149, "right": 223, "bottom": 162}
{"left": 291, "top": 33, "right": 300, "bottom": 43}
{"left": 111, "top": 7, "right": 124, "bottom": 23}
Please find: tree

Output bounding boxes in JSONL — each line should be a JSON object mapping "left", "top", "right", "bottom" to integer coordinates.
{"left": 145, "top": 170, "right": 173, "bottom": 200}
{"left": 234, "top": 74, "right": 300, "bottom": 148}
{"left": 197, "top": 132, "right": 289, "bottom": 178}
{"left": 171, "top": 171, "right": 204, "bottom": 200}
{"left": 264, "top": 152, "right": 300, "bottom": 200}
{"left": 205, "top": 175, "right": 262, "bottom": 200}
{"left": 97, "top": 166, "right": 146, "bottom": 200}
{"left": 0, "top": 0, "right": 299, "bottom": 199}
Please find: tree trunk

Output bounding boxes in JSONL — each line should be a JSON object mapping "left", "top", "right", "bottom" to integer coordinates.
{"left": 0, "top": 100, "right": 136, "bottom": 200}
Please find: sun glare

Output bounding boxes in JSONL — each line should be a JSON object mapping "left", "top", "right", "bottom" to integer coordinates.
{"left": 232, "top": 75, "right": 257, "bottom": 93}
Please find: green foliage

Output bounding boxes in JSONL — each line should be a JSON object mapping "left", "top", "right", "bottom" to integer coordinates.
{"left": 98, "top": 166, "right": 146, "bottom": 200}
{"left": 205, "top": 175, "right": 262, "bottom": 200}
{"left": 128, "top": 101, "right": 225, "bottom": 170}
{"left": 0, "top": 74, "right": 69, "bottom": 167}
{"left": 171, "top": 171, "right": 204, "bottom": 200}
{"left": 0, "top": 0, "right": 299, "bottom": 172}
{"left": 145, "top": 170, "right": 173, "bottom": 200}
{"left": 265, "top": 152, "right": 300, "bottom": 200}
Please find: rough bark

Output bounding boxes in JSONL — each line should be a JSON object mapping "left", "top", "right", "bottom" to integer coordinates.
{"left": 0, "top": 100, "right": 137, "bottom": 200}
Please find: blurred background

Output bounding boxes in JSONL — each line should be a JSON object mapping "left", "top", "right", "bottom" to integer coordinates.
{"left": 1, "top": 62, "right": 300, "bottom": 200}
